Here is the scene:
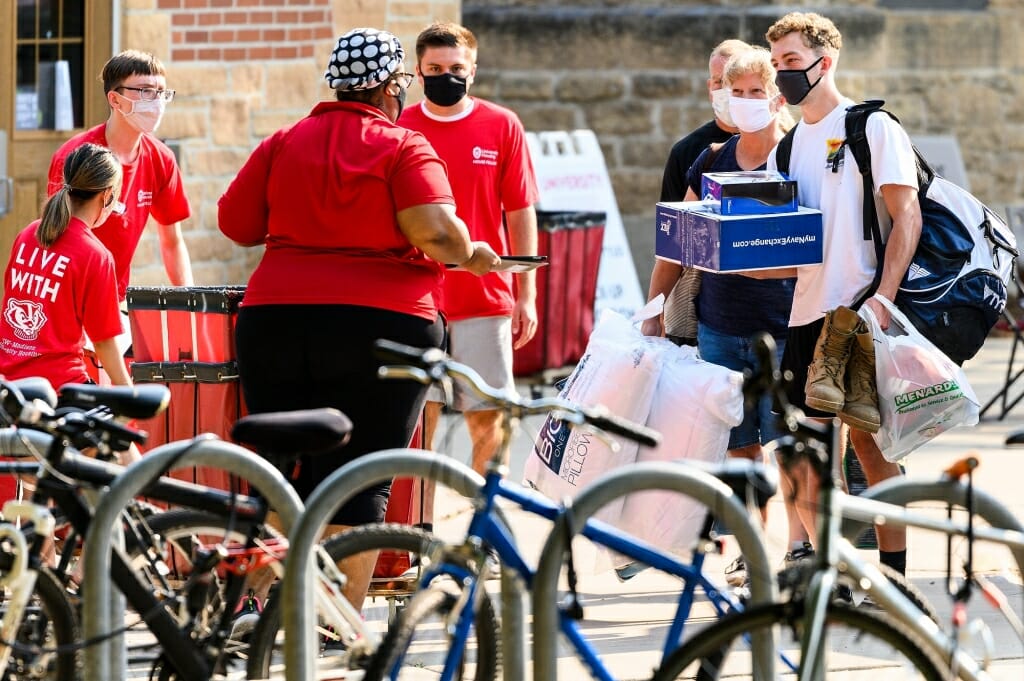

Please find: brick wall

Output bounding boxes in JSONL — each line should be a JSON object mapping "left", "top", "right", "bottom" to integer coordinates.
{"left": 160, "top": 0, "right": 335, "bottom": 63}
{"left": 121, "top": 0, "right": 460, "bottom": 288}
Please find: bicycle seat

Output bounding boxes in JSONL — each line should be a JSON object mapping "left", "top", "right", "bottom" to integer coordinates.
{"left": 58, "top": 383, "right": 170, "bottom": 420}
{"left": 713, "top": 460, "right": 779, "bottom": 510}
{"left": 10, "top": 377, "right": 58, "bottom": 408}
{"left": 231, "top": 408, "right": 352, "bottom": 460}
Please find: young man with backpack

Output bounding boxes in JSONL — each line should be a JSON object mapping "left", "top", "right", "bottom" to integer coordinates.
{"left": 764, "top": 11, "right": 923, "bottom": 578}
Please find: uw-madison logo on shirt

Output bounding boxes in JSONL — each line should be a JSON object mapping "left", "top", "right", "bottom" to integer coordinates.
{"left": 4, "top": 299, "right": 47, "bottom": 340}
{"left": 472, "top": 146, "right": 498, "bottom": 167}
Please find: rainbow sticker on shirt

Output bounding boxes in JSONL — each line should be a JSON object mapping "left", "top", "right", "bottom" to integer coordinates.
{"left": 825, "top": 138, "right": 845, "bottom": 170}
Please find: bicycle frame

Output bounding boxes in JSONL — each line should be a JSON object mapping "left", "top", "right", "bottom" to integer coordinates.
{"left": 796, "top": 453, "right": 1023, "bottom": 681}
{"left": 0, "top": 428, "right": 352, "bottom": 681}
{"left": 414, "top": 462, "right": 746, "bottom": 681}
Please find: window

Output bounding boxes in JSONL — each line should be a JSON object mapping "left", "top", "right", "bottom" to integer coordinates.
{"left": 15, "top": 1, "right": 86, "bottom": 130}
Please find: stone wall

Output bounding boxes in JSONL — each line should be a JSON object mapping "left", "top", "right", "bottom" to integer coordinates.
{"left": 124, "top": 0, "right": 1024, "bottom": 292}
{"left": 121, "top": 0, "right": 460, "bottom": 287}
{"left": 463, "top": 0, "right": 1024, "bottom": 293}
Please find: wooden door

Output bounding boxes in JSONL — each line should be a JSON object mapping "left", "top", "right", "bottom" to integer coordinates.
{"left": 0, "top": 1, "right": 112, "bottom": 268}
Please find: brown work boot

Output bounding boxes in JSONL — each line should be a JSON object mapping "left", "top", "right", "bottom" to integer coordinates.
{"left": 804, "top": 306, "right": 860, "bottom": 413}
{"left": 838, "top": 321, "right": 881, "bottom": 433}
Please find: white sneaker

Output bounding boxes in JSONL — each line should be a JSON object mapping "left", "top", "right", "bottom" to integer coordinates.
{"left": 724, "top": 556, "right": 747, "bottom": 587}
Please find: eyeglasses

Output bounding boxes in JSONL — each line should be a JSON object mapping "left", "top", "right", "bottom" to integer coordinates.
{"left": 115, "top": 86, "right": 175, "bottom": 102}
{"left": 104, "top": 191, "right": 126, "bottom": 215}
{"left": 390, "top": 73, "right": 414, "bottom": 89}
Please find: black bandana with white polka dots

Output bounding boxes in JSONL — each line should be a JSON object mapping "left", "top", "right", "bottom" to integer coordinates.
{"left": 324, "top": 28, "right": 404, "bottom": 91}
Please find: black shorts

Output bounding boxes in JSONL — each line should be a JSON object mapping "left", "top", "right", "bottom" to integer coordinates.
{"left": 779, "top": 317, "right": 834, "bottom": 418}
{"left": 235, "top": 304, "right": 445, "bottom": 525}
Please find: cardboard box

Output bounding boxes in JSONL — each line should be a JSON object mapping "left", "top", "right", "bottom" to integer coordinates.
{"left": 701, "top": 171, "right": 798, "bottom": 215}
{"left": 656, "top": 201, "right": 823, "bottom": 272}
{"left": 654, "top": 202, "right": 690, "bottom": 262}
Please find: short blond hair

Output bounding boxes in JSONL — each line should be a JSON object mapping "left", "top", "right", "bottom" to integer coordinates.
{"left": 722, "top": 46, "right": 778, "bottom": 97}
{"left": 765, "top": 12, "right": 843, "bottom": 56}
{"left": 710, "top": 39, "right": 750, "bottom": 68}
{"left": 722, "top": 46, "right": 795, "bottom": 132}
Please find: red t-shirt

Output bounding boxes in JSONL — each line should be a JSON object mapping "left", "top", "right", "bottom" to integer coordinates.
{"left": 218, "top": 101, "right": 453, "bottom": 319}
{"left": 399, "top": 99, "right": 539, "bottom": 321}
{"left": 48, "top": 125, "right": 191, "bottom": 300}
{"left": 0, "top": 218, "right": 123, "bottom": 390}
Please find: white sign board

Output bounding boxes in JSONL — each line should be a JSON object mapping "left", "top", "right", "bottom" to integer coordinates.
{"left": 912, "top": 134, "right": 969, "bottom": 191}
{"left": 526, "top": 130, "right": 644, "bottom": 319}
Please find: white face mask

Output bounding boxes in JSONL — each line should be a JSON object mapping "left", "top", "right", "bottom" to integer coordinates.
{"left": 116, "top": 93, "right": 166, "bottom": 134}
{"left": 728, "top": 96, "right": 774, "bottom": 133}
{"left": 711, "top": 88, "right": 734, "bottom": 128}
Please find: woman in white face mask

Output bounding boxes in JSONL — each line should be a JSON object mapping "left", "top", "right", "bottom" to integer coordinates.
{"left": 679, "top": 46, "right": 814, "bottom": 592}
{"left": 682, "top": 46, "right": 794, "bottom": 203}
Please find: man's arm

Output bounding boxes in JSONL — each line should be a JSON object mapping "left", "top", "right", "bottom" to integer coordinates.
{"left": 506, "top": 205, "right": 538, "bottom": 350}
{"left": 157, "top": 222, "right": 195, "bottom": 287}
{"left": 862, "top": 183, "right": 922, "bottom": 329}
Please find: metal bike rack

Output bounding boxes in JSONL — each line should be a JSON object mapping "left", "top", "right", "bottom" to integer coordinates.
{"left": 281, "top": 448, "right": 532, "bottom": 681}
{"left": 533, "top": 460, "right": 778, "bottom": 681}
{"left": 840, "top": 477, "right": 1024, "bottom": 575}
{"left": 81, "top": 436, "right": 304, "bottom": 681}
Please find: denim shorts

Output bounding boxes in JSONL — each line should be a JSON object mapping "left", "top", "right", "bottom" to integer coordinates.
{"left": 697, "top": 323, "right": 788, "bottom": 449}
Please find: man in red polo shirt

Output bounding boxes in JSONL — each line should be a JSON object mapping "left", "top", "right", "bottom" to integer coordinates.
{"left": 48, "top": 50, "right": 193, "bottom": 302}
{"left": 399, "top": 22, "right": 539, "bottom": 553}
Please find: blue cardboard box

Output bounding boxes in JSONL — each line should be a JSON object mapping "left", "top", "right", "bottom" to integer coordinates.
{"left": 654, "top": 201, "right": 693, "bottom": 262}
{"left": 656, "top": 201, "right": 823, "bottom": 272}
{"left": 701, "top": 170, "right": 798, "bottom": 216}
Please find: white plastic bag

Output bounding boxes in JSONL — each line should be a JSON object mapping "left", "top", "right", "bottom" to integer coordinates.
{"left": 619, "top": 340, "right": 743, "bottom": 555}
{"left": 865, "top": 295, "right": 979, "bottom": 462}
{"left": 524, "top": 309, "right": 665, "bottom": 521}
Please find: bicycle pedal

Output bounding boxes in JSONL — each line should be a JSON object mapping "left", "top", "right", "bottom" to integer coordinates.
{"left": 559, "top": 596, "right": 584, "bottom": 620}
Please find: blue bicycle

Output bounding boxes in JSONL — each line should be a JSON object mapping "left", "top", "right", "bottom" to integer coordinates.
{"left": 361, "top": 340, "right": 778, "bottom": 681}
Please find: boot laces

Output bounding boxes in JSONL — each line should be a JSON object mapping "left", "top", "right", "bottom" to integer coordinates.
{"left": 846, "top": 346, "right": 875, "bottom": 399}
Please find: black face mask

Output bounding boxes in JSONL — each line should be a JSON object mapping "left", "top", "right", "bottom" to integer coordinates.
{"left": 422, "top": 73, "right": 468, "bottom": 107}
{"left": 775, "top": 56, "right": 824, "bottom": 105}
{"left": 392, "top": 84, "right": 407, "bottom": 119}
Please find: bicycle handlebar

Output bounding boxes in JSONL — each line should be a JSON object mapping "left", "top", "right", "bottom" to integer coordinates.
{"left": 374, "top": 339, "right": 661, "bottom": 448}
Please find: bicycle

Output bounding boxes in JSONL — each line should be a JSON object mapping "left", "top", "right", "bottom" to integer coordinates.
{"left": 651, "top": 332, "right": 1024, "bottom": 681}
{"left": 0, "top": 378, "right": 386, "bottom": 681}
{"left": 314, "top": 339, "right": 787, "bottom": 681}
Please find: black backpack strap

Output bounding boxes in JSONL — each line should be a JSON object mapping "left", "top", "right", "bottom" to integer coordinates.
{"left": 844, "top": 100, "right": 892, "bottom": 308}
{"left": 775, "top": 124, "right": 797, "bottom": 176}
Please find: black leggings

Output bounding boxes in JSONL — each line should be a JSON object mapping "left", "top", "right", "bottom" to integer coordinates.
{"left": 235, "top": 304, "right": 444, "bottom": 525}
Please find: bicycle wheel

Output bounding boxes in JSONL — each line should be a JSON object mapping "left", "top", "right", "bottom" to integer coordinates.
{"left": 362, "top": 582, "right": 500, "bottom": 681}
{"left": 0, "top": 564, "right": 79, "bottom": 681}
{"left": 124, "top": 508, "right": 267, "bottom": 677}
{"left": 247, "top": 523, "right": 500, "bottom": 681}
{"left": 652, "top": 600, "right": 947, "bottom": 681}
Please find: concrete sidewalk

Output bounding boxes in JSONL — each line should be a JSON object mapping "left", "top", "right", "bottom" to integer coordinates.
{"left": 427, "top": 332, "right": 1024, "bottom": 680}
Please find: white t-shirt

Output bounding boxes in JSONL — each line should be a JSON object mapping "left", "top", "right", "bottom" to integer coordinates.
{"left": 769, "top": 99, "right": 919, "bottom": 326}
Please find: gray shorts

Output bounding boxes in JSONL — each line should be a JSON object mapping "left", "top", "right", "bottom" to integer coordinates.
{"left": 427, "top": 315, "right": 515, "bottom": 412}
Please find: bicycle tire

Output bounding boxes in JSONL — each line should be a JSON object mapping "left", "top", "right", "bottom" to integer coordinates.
{"left": 652, "top": 599, "right": 947, "bottom": 681}
{"left": 0, "top": 564, "right": 79, "bottom": 681}
{"left": 125, "top": 508, "right": 266, "bottom": 678}
{"left": 872, "top": 562, "right": 940, "bottom": 624}
{"left": 362, "top": 582, "right": 499, "bottom": 681}
{"left": 246, "top": 523, "right": 501, "bottom": 681}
